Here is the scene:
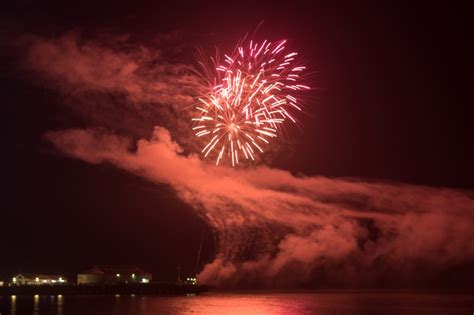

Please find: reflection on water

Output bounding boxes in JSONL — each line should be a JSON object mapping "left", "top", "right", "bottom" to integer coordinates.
{"left": 10, "top": 295, "right": 16, "bottom": 315}
{"left": 33, "top": 294, "right": 39, "bottom": 315}
{"left": 57, "top": 294, "right": 64, "bottom": 314}
{"left": 0, "top": 294, "right": 65, "bottom": 315}
{"left": 1, "top": 291, "right": 473, "bottom": 314}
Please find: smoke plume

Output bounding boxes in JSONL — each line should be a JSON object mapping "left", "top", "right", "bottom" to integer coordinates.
{"left": 24, "top": 34, "right": 474, "bottom": 288}
{"left": 45, "top": 127, "right": 474, "bottom": 287}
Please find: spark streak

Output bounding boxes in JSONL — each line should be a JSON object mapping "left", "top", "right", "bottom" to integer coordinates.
{"left": 193, "top": 38, "right": 309, "bottom": 166}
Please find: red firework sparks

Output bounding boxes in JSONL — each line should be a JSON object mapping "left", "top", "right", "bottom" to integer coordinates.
{"left": 193, "top": 39, "right": 309, "bottom": 166}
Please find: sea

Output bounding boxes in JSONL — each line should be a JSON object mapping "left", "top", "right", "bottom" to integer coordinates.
{"left": 1, "top": 291, "right": 473, "bottom": 314}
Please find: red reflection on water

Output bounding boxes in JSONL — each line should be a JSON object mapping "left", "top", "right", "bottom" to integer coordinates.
{"left": 145, "top": 293, "right": 312, "bottom": 314}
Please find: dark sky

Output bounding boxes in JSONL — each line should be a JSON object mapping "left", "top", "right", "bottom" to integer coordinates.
{"left": 2, "top": 1, "right": 473, "bottom": 285}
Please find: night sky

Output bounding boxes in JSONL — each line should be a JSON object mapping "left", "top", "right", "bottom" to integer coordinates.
{"left": 2, "top": 1, "right": 473, "bottom": 287}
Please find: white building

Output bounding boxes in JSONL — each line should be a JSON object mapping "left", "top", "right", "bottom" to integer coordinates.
{"left": 12, "top": 274, "right": 67, "bottom": 285}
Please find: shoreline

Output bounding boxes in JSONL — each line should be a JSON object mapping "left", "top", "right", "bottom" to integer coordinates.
{"left": 0, "top": 283, "right": 208, "bottom": 297}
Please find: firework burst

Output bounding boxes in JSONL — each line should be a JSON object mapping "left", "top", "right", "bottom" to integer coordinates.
{"left": 192, "top": 38, "right": 309, "bottom": 166}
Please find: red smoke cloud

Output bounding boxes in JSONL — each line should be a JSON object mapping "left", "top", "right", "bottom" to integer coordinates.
{"left": 24, "top": 33, "right": 196, "bottom": 104}
{"left": 46, "top": 127, "right": 474, "bottom": 287}
{"left": 24, "top": 34, "right": 474, "bottom": 288}
{"left": 22, "top": 33, "right": 202, "bottom": 140}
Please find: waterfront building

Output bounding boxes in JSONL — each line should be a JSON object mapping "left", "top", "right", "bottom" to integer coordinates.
{"left": 11, "top": 274, "right": 67, "bottom": 285}
{"left": 77, "top": 265, "right": 152, "bottom": 285}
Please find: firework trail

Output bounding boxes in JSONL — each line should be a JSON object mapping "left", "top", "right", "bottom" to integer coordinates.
{"left": 192, "top": 39, "right": 310, "bottom": 166}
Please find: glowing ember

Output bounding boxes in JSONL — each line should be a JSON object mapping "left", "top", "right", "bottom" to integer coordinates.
{"left": 192, "top": 39, "right": 309, "bottom": 166}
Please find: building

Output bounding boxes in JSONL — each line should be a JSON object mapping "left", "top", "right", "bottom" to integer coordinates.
{"left": 12, "top": 274, "right": 67, "bottom": 285}
{"left": 77, "top": 266, "right": 152, "bottom": 285}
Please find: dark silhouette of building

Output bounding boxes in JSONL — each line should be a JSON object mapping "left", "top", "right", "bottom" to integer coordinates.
{"left": 77, "top": 265, "right": 152, "bottom": 285}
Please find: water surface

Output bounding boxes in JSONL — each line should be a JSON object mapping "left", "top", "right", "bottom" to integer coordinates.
{"left": 1, "top": 291, "right": 473, "bottom": 314}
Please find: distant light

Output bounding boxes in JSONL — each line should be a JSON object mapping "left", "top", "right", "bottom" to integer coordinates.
{"left": 12, "top": 277, "right": 16, "bottom": 283}
{"left": 141, "top": 278, "right": 149, "bottom": 283}
{"left": 35, "top": 277, "right": 39, "bottom": 282}
{"left": 42, "top": 280, "right": 48, "bottom": 283}
{"left": 186, "top": 277, "right": 197, "bottom": 285}
{"left": 116, "top": 273, "right": 120, "bottom": 277}
{"left": 131, "top": 273, "right": 136, "bottom": 278}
